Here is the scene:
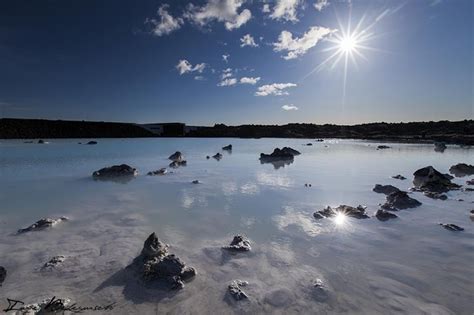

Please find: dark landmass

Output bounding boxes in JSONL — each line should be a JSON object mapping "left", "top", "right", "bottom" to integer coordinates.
{"left": 0, "top": 118, "right": 154, "bottom": 139}
{"left": 1, "top": 118, "right": 473, "bottom": 144}
{"left": 187, "top": 120, "right": 474, "bottom": 145}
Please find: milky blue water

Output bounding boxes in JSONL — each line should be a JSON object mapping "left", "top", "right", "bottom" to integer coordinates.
{"left": 0, "top": 138, "right": 473, "bottom": 314}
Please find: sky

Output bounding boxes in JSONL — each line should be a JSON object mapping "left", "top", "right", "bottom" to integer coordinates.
{"left": 0, "top": 0, "right": 472, "bottom": 126}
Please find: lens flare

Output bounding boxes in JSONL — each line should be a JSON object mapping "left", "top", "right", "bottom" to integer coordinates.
{"left": 334, "top": 212, "right": 347, "bottom": 225}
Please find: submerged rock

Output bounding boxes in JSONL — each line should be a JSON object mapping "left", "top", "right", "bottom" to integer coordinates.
{"left": 222, "top": 144, "right": 232, "bottom": 151}
{"left": 375, "top": 209, "right": 398, "bottom": 221}
{"left": 147, "top": 168, "right": 168, "bottom": 176}
{"left": 312, "top": 278, "right": 330, "bottom": 302}
{"left": 439, "top": 223, "right": 464, "bottom": 232}
{"left": 434, "top": 142, "right": 447, "bottom": 152}
{"left": 213, "top": 153, "right": 223, "bottom": 160}
{"left": 382, "top": 191, "right": 421, "bottom": 210}
{"left": 305, "top": 143, "right": 313, "bottom": 146}
{"left": 38, "top": 139, "right": 45, "bottom": 144}
{"left": 413, "top": 166, "right": 460, "bottom": 193}
{"left": 392, "top": 174, "right": 406, "bottom": 180}
{"left": 373, "top": 184, "right": 400, "bottom": 195}
{"left": 93, "top": 164, "right": 138, "bottom": 179}
{"left": 376, "top": 145, "right": 391, "bottom": 150}
{"left": 86, "top": 141, "right": 97, "bottom": 145}
{"left": 192, "top": 180, "right": 200, "bottom": 184}
{"left": 169, "top": 160, "right": 187, "bottom": 168}
{"left": 423, "top": 191, "right": 448, "bottom": 200}
{"left": 259, "top": 147, "right": 300, "bottom": 162}
{"left": 129, "top": 233, "right": 196, "bottom": 290}
{"left": 314, "top": 205, "right": 369, "bottom": 219}
{"left": 228, "top": 280, "right": 249, "bottom": 301}
{"left": 449, "top": 163, "right": 474, "bottom": 177}
{"left": 18, "top": 217, "right": 68, "bottom": 234}
{"left": 0, "top": 266, "right": 6, "bottom": 286}
{"left": 168, "top": 151, "right": 184, "bottom": 162}
{"left": 41, "top": 255, "right": 66, "bottom": 271}
{"left": 223, "top": 235, "right": 251, "bottom": 252}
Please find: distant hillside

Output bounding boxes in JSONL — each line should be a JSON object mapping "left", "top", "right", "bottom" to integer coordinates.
{"left": 0, "top": 118, "right": 155, "bottom": 139}
{"left": 186, "top": 120, "right": 474, "bottom": 145}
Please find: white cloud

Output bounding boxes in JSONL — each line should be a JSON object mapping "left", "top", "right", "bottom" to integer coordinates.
{"left": 240, "top": 34, "right": 258, "bottom": 47}
{"left": 314, "top": 0, "right": 329, "bottom": 11}
{"left": 176, "top": 59, "right": 206, "bottom": 75}
{"left": 282, "top": 104, "right": 298, "bottom": 110}
{"left": 194, "top": 75, "right": 205, "bottom": 80}
{"left": 222, "top": 54, "right": 230, "bottom": 63}
{"left": 240, "top": 77, "right": 261, "bottom": 84}
{"left": 262, "top": 4, "right": 270, "bottom": 13}
{"left": 221, "top": 68, "right": 233, "bottom": 79}
{"left": 185, "top": 0, "right": 252, "bottom": 31}
{"left": 255, "top": 83, "right": 297, "bottom": 96}
{"left": 273, "top": 26, "right": 335, "bottom": 60}
{"left": 146, "top": 4, "right": 183, "bottom": 36}
{"left": 218, "top": 78, "right": 238, "bottom": 86}
{"left": 269, "top": 0, "right": 301, "bottom": 22}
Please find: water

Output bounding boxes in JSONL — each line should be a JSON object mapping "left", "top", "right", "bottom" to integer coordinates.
{"left": 0, "top": 138, "right": 473, "bottom": 314}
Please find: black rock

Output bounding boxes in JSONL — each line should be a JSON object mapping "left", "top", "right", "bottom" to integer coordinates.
{"left": 377, "top": 145, "right": 391, "bottom": 150}
{"left": 413, "top": 166, "right": 460, "bottom": 193}
{"left": 86, "top": 141, "right": 97, "bottom": 145}
{"left": 228, "top": 280, "right": 248, "bottom": 301}
{"left": 260, "top": 147, "right": 300, "bottom": 162}
{"left": 41, "top": 255, "right": 66, "bottom": 271}
{"left": 192, "top": 180, "right": 200, "bottom": 184}
{"left": 147, "top": 168, "right": 167, "bottom": 176}
{"left": 206, "top": 156, "right": 210, "bottom": 159}
{"left": 223, "top": 235, "right": 251, "bottom": 252}
{"left": 467, "top": 179, "right": 474, "bottom": 185}
{"left": 169, "top": 160, "right": 187, "bottom": 168}
{"left": 434, "top": 142, "right": 447, "bottom": 152}
{"left": 213, "top": 153, "right": 223, "bottom": 160}
{"left": 222, "top": 144, "right": 232, "bottom": 151}
{"left": 392, "top": 174, "right": 406, "bottom": 180}
{"left": 373, "top": 184, "right": 400, "bottom": 195}
{"left": 306, "top": 143, "right": 313, "bottom": 146}
{"left": 314, "top": 205, "right": 369, "bottom": 219}
{"left": 38, "top": 139, "right": 45, "bottom": 144}
{"left": 92, "top": 164, "right": 137, "bottom": 178}
{"left": 375, "top": 209, "right": 398, "bottom": 221}
{"left": 382, "top": 191, "right": 421, "bottom": 210}
{"left": 0, "top": 266, "right": 6, "bottom": 286}
{"left": 439, "top": 223, "right": 464, "bottom": 232}
{"left": 449, "top": 163, "right": 474, "bottom": 177}
{"left": 423, "top": 191, "right": 448, "bottom": 200}
{"left": 17, "top": 217, "right": 69, "bottom": 234}
{"left": 168, "top": 151, "right": 184, "bottom": 162}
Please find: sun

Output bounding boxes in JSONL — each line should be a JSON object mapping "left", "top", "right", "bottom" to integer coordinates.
{"left": 339, "top": 35, "right": 357, "bottom": 53}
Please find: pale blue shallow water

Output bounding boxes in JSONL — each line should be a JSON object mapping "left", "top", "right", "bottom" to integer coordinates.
{"left": 0, "top": 138, "right": 473, "bottom": 314}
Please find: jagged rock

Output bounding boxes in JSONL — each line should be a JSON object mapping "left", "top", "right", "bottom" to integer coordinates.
{"left": 312, "top": 279, "right": 330, "bottom": 301}
{"left": 434, "top": 142, "right": 447, "bottom": 152}
{"left": 41, "top": 256, "right": 66, "bottom": 271}
{"left": 147, "top": 168, "right": 168, "bottom": 176}
{"left": 377, "top": 145, "right": 390, "bottom": 150}
{"left": 130, "top": 233, "right": 195, "bottom": 290}
{"left": 222, "top": 144, "right": 232, "bottom": 151}
{"left": 192, "top": 180, "right": 200, "bottom": 184}
{"left": 439, "top": 223, "right": 464, "bottom": 232}
{"left": 223, "top": 235, "right": 251, "bottom": 252}
{"left": 228, "top": 280, "right": 249, "bottom": 301}
{"left": 260, "top": 147, "right": 300, "bottom": 162}
{"left": 92, "top": 164, "right": 137, "bottom": 178}
{"left": 423, "top": 191, "right": 448, "bottom": 200}
{"left": 169, "top": 160, "right": 187, "bottom": 168}
{"left": 375, "top": 209, "right": 398, "bottom": 221}
{"left": 0, "top": 266, "right": 6, "bottom": 286}
{"left": 392, "top": 174, "right": 406, "bottom": 180}
{"left": 314, "top": 205, "right": 369, "bottom": 219}
{"left": 168, "top": 151, "right": 184, "bottom": 162}
{"left": 373, "top": 184, "right": 400, "bottom": 195}
{"left": 86, "top": 141, "right": 97, "bottom": 145}
{"left": 413, "top": 166, "right": 460, "bottom": 193}
{"left": 16, "top": 297, "right": 71, "bottom": 314}
{"left": 467, "top": 179, "right": 474, "bottom": 185}
{"left": 382, "top": 191, "right": 421, "bottom": 210}
{"left": 213, "top": 153, "right": 223, "bottom": 160}
{"left": 17, "top": 217, "right": 68, "bottom": 234}
{"left": 449, "top": 163, "right": 474, "bottom": 177}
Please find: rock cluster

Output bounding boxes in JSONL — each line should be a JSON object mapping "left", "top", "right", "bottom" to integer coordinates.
{"left": 92, "top": 164, "right": 138, "bottom": 179}
{"left": 17, "top": 217, "right": 69, "bottom": 234}
{"left": 169, "top": 160, "right": 187, "bottom": 168}
{"left": 313, "top": 205, "right": 369, "bottom": 219}
{"left": 129, "top": 233, "right": 196, "bottom": 290}
{"left": 381, "top": 191, "right": 421, "bottom": 210}
{"left": 41, "top": 256, "right": 66, "bottom": 271}
{"left": 413, "top": 166, "right": 460, "bottom": 193}
{"left": 228, "top": 280, "right": 249, "bottom": 300}
{"left": 449, "top": 163, "right": 474, "bottom": 177}
{"left": 213, "top": 153, "right": 223, "bottom": 160}
{"left": 260, "top": 147, "right": 300, "bottom": 162}
{"left": 147, "top": 168, "right": 168, "bottom": 176}
{"left": 222, "top": 235, "right": 251, "bottom": 252}
{"left": 373, "top": 184, "right": 400, "bottom": 195}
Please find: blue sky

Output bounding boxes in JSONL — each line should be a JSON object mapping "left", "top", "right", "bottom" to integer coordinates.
{"left": 0, "top": 0, "right": 472, "bottom": 125}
